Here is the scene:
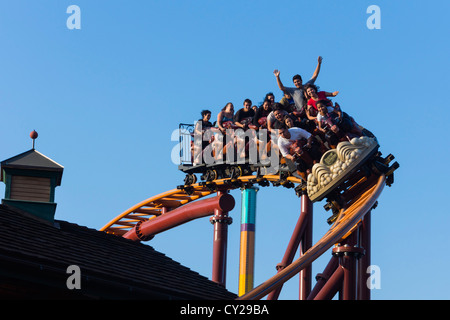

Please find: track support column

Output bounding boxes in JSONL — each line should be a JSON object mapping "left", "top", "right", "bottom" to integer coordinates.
{"left": 308, "top": 256, "right": 339, "bottom": 300}
{"left": 358, "top": 211, "right": 371, "bottom": 300}
{"left": 313, "top": 264, "right": 344, "bottom": 300}
{"left": 266, "top": 189, "right": 312, "bottom": 300}
{"left": 299, "top": 191, "right": 313, "bottom": 300}
{"left": 210, "top": 191, "right": 233, "bottom": 287}
{"left": 332, "top": 232, "right": 364, "bottom": 300}
{"left": 238, "top": 187, "right": 258, "bottom": 296}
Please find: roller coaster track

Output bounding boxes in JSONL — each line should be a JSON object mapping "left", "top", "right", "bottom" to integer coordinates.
{"left": 238, "top": 174, "right": 385, "bottom": 300}
{"left": 100, "top": 174, "right": 302, "bottom": 236}
{"left": 100, "top": 172, "right": 386, "bottom": 300}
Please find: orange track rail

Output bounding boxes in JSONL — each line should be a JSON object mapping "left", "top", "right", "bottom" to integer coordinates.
{"left": 237, "top": 174, "right": 385, "bottom": 300}
{"left": 100, "top": 174, "right": 302, "bottom": 235}
{"left": 100, "top": 173, "right": 385, "bottom": 300}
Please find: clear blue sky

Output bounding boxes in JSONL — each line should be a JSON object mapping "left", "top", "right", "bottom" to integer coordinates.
{"left": 0, "top": 0, "right": 449, "bottom": 300}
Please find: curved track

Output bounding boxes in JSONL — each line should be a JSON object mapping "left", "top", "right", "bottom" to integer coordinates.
{"left": 238, "top": 174, "right": 385, "bottom": 300}
{"left": 100, "top": 173, "right": 385, "bottom": 300}
{"left": 100, "top": 174, "right": 302, "bottom": 235}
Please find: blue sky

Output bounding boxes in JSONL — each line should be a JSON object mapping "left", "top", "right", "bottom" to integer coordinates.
{"left": 0, "top": 0, "right": 449, "bottom": 300}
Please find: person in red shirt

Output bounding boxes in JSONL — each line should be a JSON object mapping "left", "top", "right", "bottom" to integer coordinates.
{"left": 307, "top": 84, "right": 364, "bottom": 139}
{"left": 304, "top": 83, "right": 339, "bottom": 121}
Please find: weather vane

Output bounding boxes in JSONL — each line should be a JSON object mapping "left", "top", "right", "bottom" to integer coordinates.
{"left": 30, "top": 130, "right": 38, "bottom": 149}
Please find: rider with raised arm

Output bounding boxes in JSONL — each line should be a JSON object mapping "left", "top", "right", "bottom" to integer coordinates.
{"left": 273, "top": 56, "right": 323, "bottom": 115}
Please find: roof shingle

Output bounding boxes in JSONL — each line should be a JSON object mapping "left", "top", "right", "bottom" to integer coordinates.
{"left": 0, "top": 204, "right": 237, "bottom": 299}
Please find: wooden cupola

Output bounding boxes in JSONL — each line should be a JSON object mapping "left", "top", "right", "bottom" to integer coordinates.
{"left": 1, "top": 131, "right": 64, "bottom": 222}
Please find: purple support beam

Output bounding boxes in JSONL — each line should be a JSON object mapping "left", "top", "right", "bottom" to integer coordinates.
{"left": 267, "top": 191, "right": 312, "bottom": 300}
{"left": 358, "top": 211, "right": 371, "bottom": 300}
{"left": 308, "top": 256, "right": 339, "bottom": 300}
{"left": 210, "top": 191, "right": 233, "bottom": 286}
{"left": 313, "top": 266, "right": 344, "bottom": 300}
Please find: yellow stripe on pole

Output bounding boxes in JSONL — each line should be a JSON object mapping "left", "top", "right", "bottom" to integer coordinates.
{"left": 238, "top": 187, "right": 258, "bottom": 296}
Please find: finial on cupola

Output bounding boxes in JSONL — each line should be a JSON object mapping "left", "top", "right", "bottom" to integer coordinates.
{"left": 30, "top": 130, "right": 38, "bottom": 149}
{"left": 1, "top": 129, "right": 64, "bottom": 223}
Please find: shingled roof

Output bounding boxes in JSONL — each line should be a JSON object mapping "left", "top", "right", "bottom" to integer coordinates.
{"left": 0, "top": 204, "right": 237, "bottom": 299}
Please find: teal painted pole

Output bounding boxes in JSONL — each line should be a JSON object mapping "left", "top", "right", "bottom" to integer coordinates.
{"left": 238, "top": 186, "right": 258, "bottom": 296}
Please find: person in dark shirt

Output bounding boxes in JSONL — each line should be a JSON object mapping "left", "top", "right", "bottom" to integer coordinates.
{"left": 234, "top": 99, "right": 255, "bottom": 130}
{"left": 193, "top": 110, "right": 215, "bottom": 164}
{"left": 195, "top": 109, "right": 213, "bottom": 135}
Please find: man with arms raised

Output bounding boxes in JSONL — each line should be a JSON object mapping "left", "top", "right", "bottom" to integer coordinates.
{"left": 273, "top": 56, "right": 323, "bottom": 115}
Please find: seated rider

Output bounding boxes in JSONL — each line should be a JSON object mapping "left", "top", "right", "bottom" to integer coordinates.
{"left": 304, "top": 83, "right": 339, "bottom": 112}
{"left": 316, "top": 101, "right": 341, "bottom": 147}
{"left": 234, "top": 99, "right": 258, "bottom": 160}
{"left": 273, "top": 56, "right": 323, "bottom": 115}
{"left": 214, "top": 102, "right": 239, "bottom": 162}
{"left": 268, "top": 104, "right": 288, "bottom": 132}
{"left": 316, "top": 100, "right": 362, "bottom": 146}
{"left": 253, "top": 98, "right": 273, "bottom": 130}
{"left": 216, "top": 102, "right": 236, "bottom": 133}
{"left": 234, "top": 99, "right": 256, "bottom": 130}
{"left": 279, "top": 92, "right": 296, "bottom": 113}
{"left": 265, "top": 92, "right": 275, "bottom": 105}
{"left": 284, "top": 114, "right": 303, "bottom": 129}
{"left": 198, "top": 109, "right": 213, "bottom": 128}
{"left": 193, "top": 109, "right": 215, "bottom": 164}
{"left": 304, "top": 84, "right": 363, "bottom": 137}
{"left": 194, "top": 109, "right": 214, "bottom": 145}
{"left": 277, "top": 126, "right": 323, "bottom": 180}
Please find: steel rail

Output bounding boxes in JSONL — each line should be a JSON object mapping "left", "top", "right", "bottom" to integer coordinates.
{"left": 100, "top": 174, "right": 302, "bottom": 235}
{"left": 236, "top": 174, "right": 385, "bottom": 300}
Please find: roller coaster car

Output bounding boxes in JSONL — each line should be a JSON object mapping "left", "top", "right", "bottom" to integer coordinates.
{"left": 177, "top": 122, "right": 276, "bottom": 186}
{"left": 179, "top": 160, "right": 267, "bottom": 184}
{"left": 306, "top": 136, "right": 380, "bottom": 203}
{"left": 177, "top": 123, "right": 398, "bottom": 207}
